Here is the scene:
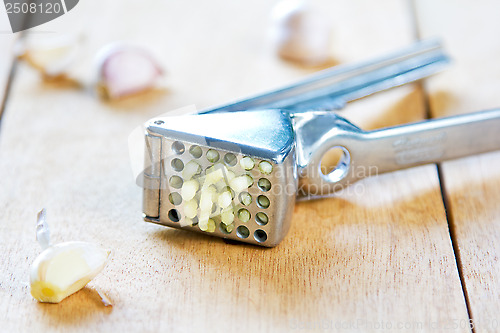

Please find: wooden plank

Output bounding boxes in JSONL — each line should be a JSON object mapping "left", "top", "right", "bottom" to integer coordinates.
{"left": 415, "top": 1, "right": 500, "bottom": 332}
{"left": 0, "top": 0, "right": 469, "bottom": 332}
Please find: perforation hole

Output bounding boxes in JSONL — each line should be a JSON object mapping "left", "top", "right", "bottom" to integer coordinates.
{"left": 168, "top": 209, "right": 180, "bottom": 222}
{"left": 220, "top": 223, "right": 235, "bottom": 234}
{"left": 238, "top": 208, "right": 251, "bottom": 223}
{"left": 172, "top": 141, "right": 185, "bottom": 155}
{"left": 206, "top": 149, "right": 220, "bottom": 163}
{"left": 257, "top": 195, "right": 270, "bottom": 209}
{"left": 245, "top": 174, "right": 254, "bottom": 187}
{"left": 224, "top": 153, "right": 237, "bottom": 167}
{"left": 236, "top": 225, "right": 250, "bottom": 239}
{"left": 258, "top": 161, "right": 273, "bottom": 175}
{"left": 189, "top": 145, "right": 202, "bottom": 159}
{"left": 183, "top": 160, "right": 201, "bottom": 180}
{"left": 168, "top": 192, "right": 182, "bottom": 205}
{"left": 171, "top": 158, "right": 184, "bottom": 172}
{"left": 169, "top": 176, "right": 183, "bottom": 189}
{"left": 240, "top": 156, "right": 255, "bottom": 170}
{"left": 257, "top": 178, "right": 271, "bottom": 192}
{"left": 239, "top": 192, "right": 252, "bottom": 206}
{"left": 254, "top": 229, "right": 267, "bottom": 243}
{"left": 256, "top": 212, "right": 268, "bottom": 226}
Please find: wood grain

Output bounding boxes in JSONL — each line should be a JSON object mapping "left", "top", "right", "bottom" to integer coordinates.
{"left": 415, "top": 1, "right": 500, "bottom": 332}
{"left": 0, "top": 0, "right": 469, "bottom": 332}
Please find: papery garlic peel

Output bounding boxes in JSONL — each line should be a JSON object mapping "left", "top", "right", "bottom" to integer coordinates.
{"left": 30, "top": 241, "right": 110, "bottom": 303}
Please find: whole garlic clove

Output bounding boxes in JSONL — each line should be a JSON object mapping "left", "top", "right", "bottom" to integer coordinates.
{"left": 95, "top": 44, "right": 164, "bottom": 100}
{"left": 15, "top": 34, "right": 83, "bottom": 79}
{"left": 30, "top": 241, "right": 110, "bottom": 303}
{"left": 271, "top": 0, "right": 332, "bottom": 66}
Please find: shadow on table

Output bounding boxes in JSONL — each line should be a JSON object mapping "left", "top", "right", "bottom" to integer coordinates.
{"left": 149, "top": 180, "right": 457, "bottom": 318}
{"left": 36, "top": 287, "right": 112, "bottom": 325}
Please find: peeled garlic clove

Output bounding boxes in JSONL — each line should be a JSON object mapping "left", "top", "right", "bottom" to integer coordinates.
{"left": 30, "top": 241, "right": 110, "bottom": 303}
{"left": 271, "top": 0, "right": 332, "bottom": 66}
{"left": 95, "top": 44, "right": 163, "bottom": 100}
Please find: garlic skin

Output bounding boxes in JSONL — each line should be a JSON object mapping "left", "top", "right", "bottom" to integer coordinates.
{"left": 30, "top": 241, "right": 110, "bottom": 304}
{"left": 35, "top": 208, "right": 51, "bottom": 250}
{"left": 271, "top": 0, "right": 332, "bottom": 66}
{"left": 15, "top": 34, "right": 83, "bottom": 79}
{"left": 95, "top": 44, "right": 164, "bottom": 100}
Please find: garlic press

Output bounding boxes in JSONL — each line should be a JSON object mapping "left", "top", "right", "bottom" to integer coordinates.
{"left": 141, "top": 40, "right": 500, "bottom": 246}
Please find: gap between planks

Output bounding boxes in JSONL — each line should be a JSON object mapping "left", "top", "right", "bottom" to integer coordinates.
{"left": 408, "top": 0, "right": 474, "bottom": 331}
{"left": 0, "top": 58, "right": 18, "bottom": 129}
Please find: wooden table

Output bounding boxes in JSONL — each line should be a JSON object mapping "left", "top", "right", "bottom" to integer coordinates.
{"left": 1, "top": 0, "right": 499, "bottom": 332}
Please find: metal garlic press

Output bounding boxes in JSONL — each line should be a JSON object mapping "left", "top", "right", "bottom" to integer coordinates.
{"left": 141, "top": 40, "right": 500, "bottom": 246}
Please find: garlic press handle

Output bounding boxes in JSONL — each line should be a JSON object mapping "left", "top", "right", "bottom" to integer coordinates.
{"left": 200, "top": 39, "right": 449, "bottom": 114}
{"left": 295, "top": 109, "right": 500, "bottom": 197}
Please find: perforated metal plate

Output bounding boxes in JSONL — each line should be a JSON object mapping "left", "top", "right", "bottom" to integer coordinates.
{"left": 155, "top": 139, "right": 296, "bottom": 246}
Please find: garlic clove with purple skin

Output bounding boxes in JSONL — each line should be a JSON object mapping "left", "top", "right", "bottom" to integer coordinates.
{"left": 95, "top": 44, "right": 164, "bottom": 100}
{"left": 271, "top": 0, "right": 332, "bottom": 66}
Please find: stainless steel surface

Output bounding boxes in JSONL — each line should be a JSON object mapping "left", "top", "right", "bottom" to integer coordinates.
{"left": 295, "top": 109, "right": 500, "bottom": 197}
{"left": 144, "top": 110, "right": 295, "bottom": 163}
{"left": 144, "top": 110, "right": 297, "bottom": 247}
{"left": 200, "top": 39, "right": 449, "bottom": 114}
{"left": 143, "top": 134, "right": 162, "bottom": 219}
